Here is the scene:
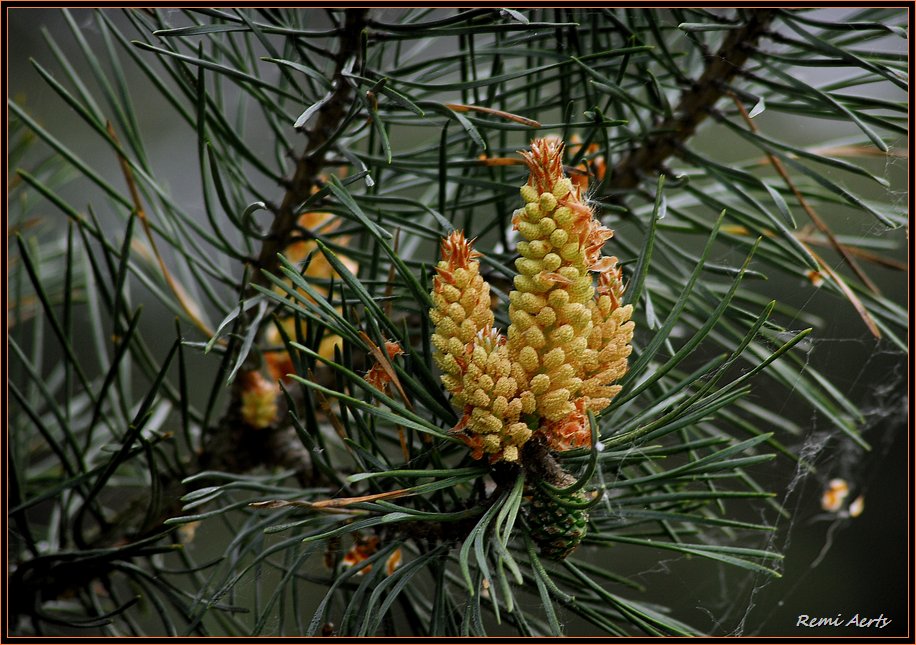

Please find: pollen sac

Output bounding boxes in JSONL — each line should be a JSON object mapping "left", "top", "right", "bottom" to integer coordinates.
{"left": 528, "top": 240, "right": 550, "bottom": 258}
{"left": 515, "top": 257, "right": 543, "bottom": 276}
{"left": 547, "top": 288, "right": 569, "bottom": 309}
{"left": 537, "top": 217, "right": 557, "bottom": 237}
{"left": 467, "top": 388, "right": 489, "bottom": 408}
{"left": 536, "top": 307, "right": 557, "bottom": 327}
{"left": 453, "top": 267, "right": 471, "bottom": 289}
{"left": 493, "top": 376, "right": 517, "bottom": 399}
{"left": 518, "top": 221, "right": 541, "bottom": 240}
{"left": 518, "top": 345, "right": 539, "bottom": 372}
{"left": 550, "top": 324, "right": 575, "bottom": 345}
{"left": 542, "top": 253, "right": 562, "bottom": 272}
{"left": 530, "top": 373, "right": 551, "bottom": 395}
{"left": 481, "top": 433, "right": 501, "bottom": 454}
{"left": 560, "top": 242, "right": 580, "bottom": 262}
{"left": 549, "top": 228, "right": 569, "bottom": 248}
{"left": 539, "top": 192, "right": 558, "bottom": 213}
{"left": 513, "top": 274, "right": 536, "bottom": 293}
{"left": 523, "top": 326, "right": 546, "bottom": 350}
{"left": 552, "top": 177, "right": 572, "bottom": 200}
{"left": 490, "top": 395, "right": 509, "bottom": 418}
{"left": 554, "top": 207, "right": 575, "bottom": 230}
{"left": 532, "top": 272, "right": 558, "bottom": 292}
{"left": 542, "top": 347, "right": 566, "bottom": 371}
{"left": 516, "top": 292, "right": 547, "bottom": 313}
{"left": 521, "top": 184, "right": 539, "bottom": 203}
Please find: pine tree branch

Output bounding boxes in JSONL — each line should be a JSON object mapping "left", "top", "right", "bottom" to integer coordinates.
{"left": 608, "top": 10, "right": 775, "bottom": 191}
{"left": 44, "top": 8, "right": 373, "bottom": 565}
{"left": 12, "top": 8, "right": 906, "bottom": 635}
{"left": 165, "top": 10, "right": 371, "bottom": 535}
{"left": 250, "top": 8, "right": 368, "bottom": 292}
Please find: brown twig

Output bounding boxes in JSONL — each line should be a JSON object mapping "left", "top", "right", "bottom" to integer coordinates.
{"left": 796, "top": 235, "right": 907, "bottom": 272}
{"left": 751, "top": 144, "right": 908, "bottom": 163}
{"left": 445, "top": 103, "right": 542, "bottom": 128}
{"left": 249, "top": 9, "right": 368, "bottom": 294}
{"left": 250, "top": 487, "right": 417, "bottom": 511}
{"left": 721, "top": 224, "right": 908, "bottom": 272}
{"left": 608, "top": 10, "right": 775, "bottom": 191}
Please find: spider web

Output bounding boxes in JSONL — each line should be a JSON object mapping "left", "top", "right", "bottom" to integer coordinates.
{"left": 739, "top": 348, "right": 907, "bottom": 636}
{"left": 593, "top": 325, "right": 909, "bottom": 637}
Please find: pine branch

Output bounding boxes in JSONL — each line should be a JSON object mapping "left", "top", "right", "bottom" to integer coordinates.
{"left": 609, "top": 10, "right": 775, "bottom": 190}
{"left": 7, "top": 7, "right": 371, "bottom": 585}
{"left": 250, "top": 8, "right": 368, "bottom": 292}
{"left": 191, "top": 11, "right": 372, "bottom": 502}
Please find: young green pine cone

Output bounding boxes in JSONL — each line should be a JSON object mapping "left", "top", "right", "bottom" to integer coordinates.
{"left": 430, "top": 232, "right": 531, "bottom": 462}
{"left": 524, "top": 468, "right": 589, "bottom": 560}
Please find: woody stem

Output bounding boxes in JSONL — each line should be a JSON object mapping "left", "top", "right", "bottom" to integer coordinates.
{"left": 249, "top": 8, "right": 368, "bottom": 294}
{"left": 608, "top": 10, "right": 775, "bottom": 191}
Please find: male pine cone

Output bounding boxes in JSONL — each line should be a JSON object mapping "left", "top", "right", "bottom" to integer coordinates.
{"left": 429, "top": 138, "right": 635, "bottom": 462}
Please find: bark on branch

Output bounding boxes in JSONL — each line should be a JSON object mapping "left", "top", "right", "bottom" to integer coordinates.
{"left": 14, "top": 13, "right": 373, "bottom": 600}
{"left": 250, "top": 8, "right": 368, "bottom": 291}
{"left": 608, "top": 10, "right": 775, "bottom": 191}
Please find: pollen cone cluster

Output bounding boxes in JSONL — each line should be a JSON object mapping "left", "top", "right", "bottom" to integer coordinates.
{"left": 430, "top": 232, "right": 531, "bottom": 462}
{"left": 430, "top": 138, "right": 634, "bottom": 462}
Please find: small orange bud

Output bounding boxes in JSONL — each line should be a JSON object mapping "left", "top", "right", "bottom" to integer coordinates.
{"left": 364, "top": 340, "right": 405, "bottom": 393}
{"left": 240, "top": 370, "right": 280, "bottom": 429}
{"left": 342, "top": 533, "right": 380, "bottom": 575}
{"left": 848, "top": 495, "right": 864, "bottom": 518}
{"left": 806, "top": 269, "right": 825, "bottom": 287}
{"left": 385, "top": 548, "right": 403, "bottom": 576}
